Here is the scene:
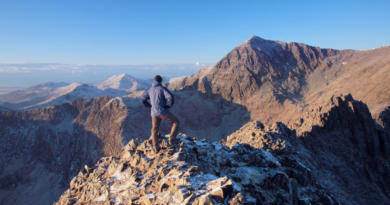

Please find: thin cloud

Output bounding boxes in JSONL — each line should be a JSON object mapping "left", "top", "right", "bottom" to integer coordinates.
{"left": 0, "top": 66, "right": 31, "bottom": 73}
{"left": 0, "top": 62, "right": 214, "bottom": 87}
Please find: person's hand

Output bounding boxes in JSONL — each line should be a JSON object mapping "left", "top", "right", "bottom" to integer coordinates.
{"left": 164, "top": 105, "right": 171, "bottom": 109}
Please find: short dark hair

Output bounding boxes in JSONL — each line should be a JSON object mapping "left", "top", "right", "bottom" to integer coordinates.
{"left": 154, "top": 75, "right": 162, "bottom": 83}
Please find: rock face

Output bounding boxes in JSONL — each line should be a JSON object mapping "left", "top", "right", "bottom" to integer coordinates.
{"left": 378, "top": 106, "right": 390, "bottom": 133}
{"left": 55, "top": 134, "right": 336, "bottom": 205}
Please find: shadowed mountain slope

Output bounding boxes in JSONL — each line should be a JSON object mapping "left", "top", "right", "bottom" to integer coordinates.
{"left": 222, "top": 94, "right": 390, "bottom": 204}
{"left": 292, "top": 94, "right": 390, "bottom": 204}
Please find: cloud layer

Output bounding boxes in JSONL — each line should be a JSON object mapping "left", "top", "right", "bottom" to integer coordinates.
{"left": 0, "top": 63, "right": 213, "bottom": 88}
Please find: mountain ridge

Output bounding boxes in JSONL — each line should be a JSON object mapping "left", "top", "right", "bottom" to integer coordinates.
{"left": 168, "top": 36, "right": 390, "bottom": 125}
{"left": 0, "top": 81, "right": 69, "bottom": 103}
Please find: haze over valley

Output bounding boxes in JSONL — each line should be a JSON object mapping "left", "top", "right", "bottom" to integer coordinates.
{"left": 0, "top": 63, "right": 211, "bottom": 90}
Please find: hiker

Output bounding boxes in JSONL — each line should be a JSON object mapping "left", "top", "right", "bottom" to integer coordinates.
{"left": 140, "top": 75, "right": 180, "bottom": 152}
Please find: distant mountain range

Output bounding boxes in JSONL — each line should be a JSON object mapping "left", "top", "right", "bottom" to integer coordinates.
{"left": 0, "top": 74, "right": 164, "bottom": 110}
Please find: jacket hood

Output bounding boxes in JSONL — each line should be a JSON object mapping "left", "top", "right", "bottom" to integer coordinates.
{"left": 152, "top": 80, "right": 162, "bottom": 87}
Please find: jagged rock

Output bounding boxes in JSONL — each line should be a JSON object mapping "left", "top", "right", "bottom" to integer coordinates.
{"left": 224, "top": 121, "right": 295, "bottom": 154}
{"left": 292, "top": 94, "right": 390, "bottom": 204}
{"left": 229, "top": 193, "right": 243, "bottom": 205}
{"left": 139, "top": 194, "right": 156, "bottom": 205}
{"left": 55, "top": 131, "right": 337, "bottom": 205}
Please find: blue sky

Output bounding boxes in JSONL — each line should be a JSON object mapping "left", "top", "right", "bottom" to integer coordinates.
{"left": 0, "top": 0, "right": 389, "bottom": 87}
{"left": 1, "top": 0, "right": 389, "bottom": 64}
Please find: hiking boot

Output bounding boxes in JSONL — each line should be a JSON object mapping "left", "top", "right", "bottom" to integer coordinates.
{"left": 153, "top": 146, "right": 160, "bottom": 153}
{"left": 157, "top": 132, "right": 164, "bottom": 139}
{"left": 169, "top": 138, "right": 181, "bottom": 147}
{"left": 168, "top": 147, "right": 175, "bottom": 155}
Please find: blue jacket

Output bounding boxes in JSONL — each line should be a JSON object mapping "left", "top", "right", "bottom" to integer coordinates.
{"left": 140, "top": 81, "right": 175, "bottom": 117}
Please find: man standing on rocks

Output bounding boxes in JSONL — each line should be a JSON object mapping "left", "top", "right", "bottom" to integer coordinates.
{"left": 141, "top": 75, "right": 180, "bottom": 152}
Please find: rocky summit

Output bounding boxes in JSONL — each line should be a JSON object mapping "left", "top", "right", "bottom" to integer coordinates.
{"left": 55, "top": 133, "right": 334, "bottom": 205}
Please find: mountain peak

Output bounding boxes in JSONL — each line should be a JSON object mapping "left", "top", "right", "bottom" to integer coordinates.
{"left": 116, "top": 73, "right": 126, "bottom": 77}
{"left": 237, "top": 35, "right": 271, "bottom": 49}
{"left": 248, "top": 35, "right": 264, "bottom": 41}
{"left": 110, "top": 73, "right": 127, "bottom": 78}
{"left": 117, "top": 73, "right": 128, "bottom": 77}
{"left": 248, "top": 35, "right": 266, "bottom": 42}
{"left": 96, "top": 73, "right": 149, "bottom": 92}
{"left": 110, "top": 73, "right": 139, "bottom": 80}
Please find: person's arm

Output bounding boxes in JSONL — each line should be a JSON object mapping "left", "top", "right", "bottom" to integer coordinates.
{"left": 163, "top": 87, "right": 174, "bottom": 108}
{"left": 140, "top": 89, "right": 152, "bottom": 108}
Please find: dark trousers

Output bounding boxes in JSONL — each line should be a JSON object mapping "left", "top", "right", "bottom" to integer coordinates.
{"left": 151, "top": 112, "right": 180, "bottom": 150}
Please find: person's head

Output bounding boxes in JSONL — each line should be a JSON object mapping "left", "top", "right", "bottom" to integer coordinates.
{"left": 154, "top": 75, "right": 163, "bottom": 83}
